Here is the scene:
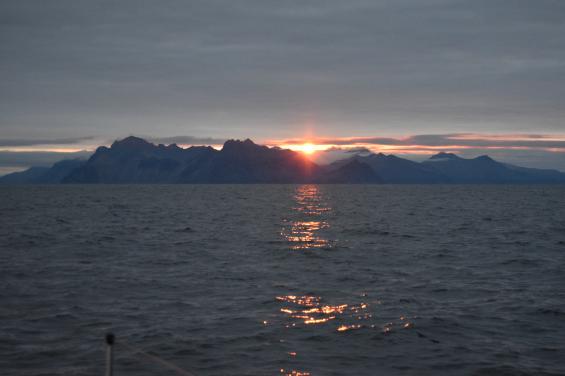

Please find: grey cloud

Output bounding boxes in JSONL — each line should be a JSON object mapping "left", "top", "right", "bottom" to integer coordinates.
{"left": 323, "top": 146, "right": 371, "bottom": 153}
{"left": 344, "top": 147, "right": 372, "bottom": 154}
{"left": 314, "top": 145, "right": 372, "bottom": 164}
{"left": 0, "top": 137, "right": 95, "bottom": 147}
{"left": 0, "top": 151, "right": 92, "bottom": 168}
{"left": 0, "top": 0, "right": 564, "bottom": 165}
{"left": 405, "top": 148, "right": 565, "bottom": 172}
{"left": 298, "top": 134, "right": 565, "bottom": 150}
{"left": 146, "top": 136, "right": 226, "bottom": 145}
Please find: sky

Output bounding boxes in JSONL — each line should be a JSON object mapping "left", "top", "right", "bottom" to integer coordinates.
{"left": 1, "top": 0, "right": 565, "bottom": 174}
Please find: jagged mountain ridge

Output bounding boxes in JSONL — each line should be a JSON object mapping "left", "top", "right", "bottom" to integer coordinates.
{"left": 421, "top": 152, "right": 565, "bottom": 183}
{"left": 61, "top": 136, "right": 322, "bottom": 184}
{"left": 1, "top": 136, "right": 565, "bottom": 184}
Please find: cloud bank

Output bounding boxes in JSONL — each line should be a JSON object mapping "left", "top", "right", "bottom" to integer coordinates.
{"left": 2, "top": 132, "right": 565, "bottom": 175}
{"left": 273, "top": 133, "right": 565, "bottom": 170}
{"left": 1, "top": 0, "right": 564, "bottom": 144}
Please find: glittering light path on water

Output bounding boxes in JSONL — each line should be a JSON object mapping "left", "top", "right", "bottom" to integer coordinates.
{"left": 273, "top": 185, "right": 417, "bottom": 374}
{"left": 281, "top": 185, "right": 333, "bottom": 250}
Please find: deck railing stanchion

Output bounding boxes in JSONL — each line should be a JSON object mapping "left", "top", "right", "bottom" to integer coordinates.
{"left": 105, "top": 333, "right": 115, "bottom": 376}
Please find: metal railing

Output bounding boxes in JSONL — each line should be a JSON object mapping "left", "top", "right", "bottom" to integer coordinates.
{"left": 104, "top": 333, "right": 197, "bottom": 376}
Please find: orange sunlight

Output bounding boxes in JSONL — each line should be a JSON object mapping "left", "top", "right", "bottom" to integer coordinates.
{"left": 283, "top": 143, "right": 326, "bottom": 155}
{"left": 301, "top": 143, "right": 315, "bottom": 154}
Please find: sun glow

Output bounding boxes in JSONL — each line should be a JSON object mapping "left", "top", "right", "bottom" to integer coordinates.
{"left": 279, "top": 142, "right": 330, "bottom": 155}
{"left": 300, "top": 143, "right": 316, "bottom": 154}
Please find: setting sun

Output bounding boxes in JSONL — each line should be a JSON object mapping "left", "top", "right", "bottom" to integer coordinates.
{"left": 301, "top": 143, "right": 315, "bottom": 154}
{"left": 274, "top": 142, "right": 327, "bottom": 155}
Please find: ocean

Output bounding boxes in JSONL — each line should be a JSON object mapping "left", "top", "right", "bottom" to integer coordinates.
{"left": 1, "top": 185, "right": 564, "bottom": 375}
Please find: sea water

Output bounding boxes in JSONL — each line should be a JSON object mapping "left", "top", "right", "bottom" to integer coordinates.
{"left": 1, "top": 185, "right": 564, "bottom": 375}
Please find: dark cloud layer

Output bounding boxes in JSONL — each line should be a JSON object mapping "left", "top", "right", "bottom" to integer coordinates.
{"left": 0, "top": 151, "right": 91, "bottom": 168}
{"left": 292, "top": 133, "right": 565, "bottom": 170}
{"left": 0, "top": 1, "right": 564, "bottom": 168}
{"left": 0, "top": 137, "right": 95, "bottom": 147}
{"left": 281, "top": 134, "right": 565, "bottom": 149}
{"left": 146, "top": 136, "right": 226, "bottom": 146}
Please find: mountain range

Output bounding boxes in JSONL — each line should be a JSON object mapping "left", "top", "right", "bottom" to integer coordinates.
{"left": 2, "top": 136, "right": 564, "bottom": 184}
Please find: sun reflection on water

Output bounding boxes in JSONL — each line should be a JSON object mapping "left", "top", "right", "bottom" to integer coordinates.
{"left": 273, "top": 185, "right": 417, "bottom": 374}
{"left": 282, "top": 185, "right": 333, "bottom": 250}
{"left": 280, "top": 370, "right": 311, "bottom": 376}
{"left": 283, "top": 221, "right": 330, "bottom": 250}
{"left": 275, "top": 295, "right": 372, "bottom": 329}
{"left": 293, "top": 185, "right": 331, "bottom": 216}
{"left": 269, "top": 294, "right": 416, "bottom": 374}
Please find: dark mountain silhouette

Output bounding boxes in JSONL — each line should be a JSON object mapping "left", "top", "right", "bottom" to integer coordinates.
{"left": 1, "top": 136, "right": 564, "bottom": 184}
{"left": 320, "top": 159, "right": 383, "bottom": 183}
{"left": 179, "top": 139, "right": 320, "bottom": 183}
{"left": 63, "top": 136, "right": 214, "bottom": 183}
{"left": 0, "top": 159, "right": 84, "bottom": 184}
{"left": 0, "top": 166, "right": 50, "bottom": 184}
{"left": 62, "top": 136, "right": 321, "bottom": 183}
{"left": 331, "top": 153, "right": 448, "bottom": 183}
{"left": 422, "top": 153, "right": 565, "bottom": 183}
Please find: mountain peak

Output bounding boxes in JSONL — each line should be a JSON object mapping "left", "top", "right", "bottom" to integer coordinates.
{"left": 475, "top": 155, "right": 494, "bottom": 162}
{"left": 221, "top": 138, "right": 261, "bottom": 152}
{"left": 111, "top": 136, "right": 153, "bottom": 150}
{"left": 429, "top": 152, "right": 460, "bottom": 161}
{"left": 223, "top": 138, "right": 255, "bottom": 145}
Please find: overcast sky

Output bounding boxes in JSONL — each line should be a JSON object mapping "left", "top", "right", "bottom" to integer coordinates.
{"left": 1, "top": 0, "right": 564, "bottom": 173}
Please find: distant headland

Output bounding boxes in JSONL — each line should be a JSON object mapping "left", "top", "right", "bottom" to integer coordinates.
{"left": 1, "top": 136, "right": 565, "bottom": 184}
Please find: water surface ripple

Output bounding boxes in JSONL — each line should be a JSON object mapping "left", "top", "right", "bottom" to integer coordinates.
{"left": 1, "top": 185, "right": 565, "bottom": 375}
